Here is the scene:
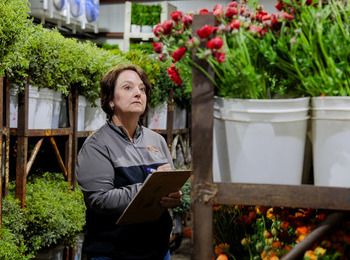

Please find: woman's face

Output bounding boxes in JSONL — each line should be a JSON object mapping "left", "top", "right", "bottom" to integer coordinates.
{"left": 109, "top": 70, "right": 147, "bottom": 118}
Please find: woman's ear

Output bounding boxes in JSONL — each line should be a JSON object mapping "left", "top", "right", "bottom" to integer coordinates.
{"left": 109, "top": 100, "right": 114, "bottom": 110}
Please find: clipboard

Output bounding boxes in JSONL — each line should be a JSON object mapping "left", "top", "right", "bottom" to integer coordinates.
{"left": 116, "top": 170, "right": 191, "bottom": 225}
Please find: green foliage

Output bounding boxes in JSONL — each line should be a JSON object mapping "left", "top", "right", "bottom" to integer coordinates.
{"left": 130, "top": 43, "right": 154, "bottom": 55}
{"left": 0, "top": 0, "right": 31, "bottom": 75}
{"left": 22, "top": 172, "right": 86, "bottom": 254}
{"left": 131, "top": 3, "right": 161, "bottom": 26}
{"left": 101, "top": 43, "right": 119, "bottom": 50}
{"left": 172, "top": 178, "right": 191, "bottom": 215}
{"left": 0, "top": 227, "right": 31, "bottom": 260}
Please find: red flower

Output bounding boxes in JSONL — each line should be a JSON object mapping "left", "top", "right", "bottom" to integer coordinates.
{"left": 281, "top": 12, "right": 295, "bottom": 22}
{"left": 215, "top": 52, "right": 225, "bottom": 63}
{"left": 170, "top": 11, "right": 183, "bottom": 23}
{"left": 158, "top": 53, "right": 165, "bottom": 62}
{"left": 167, "top": 65, "right": 183, "bottom": 85}
{"left": 213, "top": 4, "right": 224, "bottom": 11}
{"left": 228, "top": 1, "right": 238, "bottom": 8}
{"left": 171, "top": 47, "right": 187, "bottom": 62}
{"left": 225, "top": 7, "right": 238, "bottom": 19}
{"left": 199, "top": 9, "right": 210, "bottom": 14}
{"left": 230, "top": 19, "right": 241, "bottom": 30}
{"left": 152, "top": 42, "right": 162, "bottom": 53}
{"left": 306, "top": 0, "right": 313, "bottom": 5}
{"left": 162, "top": 20, "right": 174, "bottom": 35}
{"left": 207, "top": 37, "right": 223, "bottom": 50}
{"left": 275, "top": 2, "right": 284, "bottom": 11}
{"left": 250, "top": 25, "right": 262, "bottom": 36}
{"left": 153, "top": 23, "right": 163, "bottom": 37}
{"left": 182, "top": 14, "right": 193, "bottom": 29}
{"left": 197, "top": 25, "right": 214, "bottom": 38}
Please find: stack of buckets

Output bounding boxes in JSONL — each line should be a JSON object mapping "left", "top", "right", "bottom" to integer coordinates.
{"left": 311, "top": 97, "right": 350, "bottom": 187}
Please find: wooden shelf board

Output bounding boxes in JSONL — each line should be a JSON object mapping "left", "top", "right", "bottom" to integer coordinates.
{"left": 214, "top": 182, "right": 350, "bottom": 211}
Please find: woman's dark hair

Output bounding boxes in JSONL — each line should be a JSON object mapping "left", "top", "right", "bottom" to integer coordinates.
{"left": 100, "top": 64, "right": 152, "bottom": 119}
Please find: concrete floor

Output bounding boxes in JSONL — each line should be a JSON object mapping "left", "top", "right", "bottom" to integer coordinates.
{"left": 171, "top": 236, "right": 191, "bottom": 260}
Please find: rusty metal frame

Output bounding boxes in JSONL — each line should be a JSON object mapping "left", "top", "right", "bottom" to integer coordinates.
{"left": 190, "top": 14, "right": 350, "bottom": 260}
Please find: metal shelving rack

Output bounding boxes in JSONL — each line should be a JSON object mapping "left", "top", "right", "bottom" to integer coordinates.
{"left": 190, "top": 14, "right": 350, "bottom": 260}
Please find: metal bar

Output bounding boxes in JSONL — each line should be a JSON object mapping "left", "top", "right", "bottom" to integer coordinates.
{"left": 191, "top": 13, "right": 216, "bottom": 260}
{"left": 49, "top": 137, "right": 67, "bottom": 177}
{"left": 282, "top": 212, "right": 345, "bottom": 260}
{"left": 69, "top": 86, "right": 79, "bottom": 189}
{"left": 26, "top": 137, "right": 44, "bottom": 177}
{"left": 10, "top": 128, "right": 72, "bottom": 137}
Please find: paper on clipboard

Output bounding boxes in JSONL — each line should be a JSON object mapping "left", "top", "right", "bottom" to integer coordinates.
{"left": 116, "top": 170, "right": 191, "bottom": 225}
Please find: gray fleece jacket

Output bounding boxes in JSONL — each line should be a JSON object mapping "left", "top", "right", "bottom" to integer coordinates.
{"left": 76, "top": 120, "right": 173, "bottom": 260}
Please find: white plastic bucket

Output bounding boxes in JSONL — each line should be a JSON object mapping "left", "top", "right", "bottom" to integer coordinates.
{"left": 84, "top": 98, "right": 106, "bottom": 131}
{"left": 147, "top": 102, "right": 187, "bottom": 130}
{"left": 141, "top": 25, "right": 153, "bottom": 33}
{"left": 51, "top": 91, "right": 62, "bottom": 129}
{"left": 9, "top": 85, "right": 42, "bottom": 129}
{"left": 78, "top": 95, "right": 87, "bottom": 131}
{"left": 147, "top": 102, "right": 168, "bottom": 130}
{"left": 131, "top": 24, "right": 141, "bottom": 33}
{"left": 213, "top": 96, "right": 310, "bottom": 184}
{"left": 311, "top": 96, "right": 350, "bottom": 187}
{"left": 33, "top": 88, "right": 55, "bottom": 129}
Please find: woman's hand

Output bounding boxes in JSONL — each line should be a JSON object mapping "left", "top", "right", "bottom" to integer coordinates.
{"left": 156, "top": 163, "right": 172, "bottom": 171}
{"left": 160, "top": 190, "right": 182, "bottom": 208}
{"left": 157, "top": 164, "right": 182, "bottom": 208}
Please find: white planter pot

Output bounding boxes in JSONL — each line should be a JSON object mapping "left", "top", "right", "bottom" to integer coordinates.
{"left": 51, "top": 91, "right": 63, "bottom": 129}
{"left": 78, "top": 95, "right": 87, "bottom": 131}
{"left": 311, "top": 96, "right": 350, "bottom": 187}
{"left": 213, "top": 96, "right": 310, "bottom": 184}
{"left": 141, "top": 25, "right": 153, "bottom": 33}
{"left": 147, "top": 102, "right": 187, "bottom": 130}
{"left": 84, "top": 98, "right": 106, "bottom": 131}
{"left": 10, "top": 86, "right": 56, "bottom": 129}
{"left": 131, "top": 24, "right": 141, "bottom": 33}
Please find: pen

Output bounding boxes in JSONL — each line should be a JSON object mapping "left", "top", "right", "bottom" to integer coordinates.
{"left": 146, "top": 168, "right": 157, "bottom": 173}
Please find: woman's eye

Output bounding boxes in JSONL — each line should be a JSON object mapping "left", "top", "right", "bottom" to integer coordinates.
{"left": 124, "top": 85, "right": 131, "bottom": 90}
{"left": 140, "top": 87, "right": 146, "bottom": 92}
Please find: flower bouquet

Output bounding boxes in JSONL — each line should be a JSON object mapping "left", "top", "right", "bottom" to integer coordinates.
{"left": 153, "top": 1, "right": 310, "bottom": 185}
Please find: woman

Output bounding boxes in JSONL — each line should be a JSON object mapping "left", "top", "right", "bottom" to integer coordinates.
{"left": 76, "top": 64, "right": 182, "bottom": 260}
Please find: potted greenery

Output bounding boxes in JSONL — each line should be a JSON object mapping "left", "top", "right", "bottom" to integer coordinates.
{"left": 131, "top": 3, "right": 161, "bottom": 33}
{"left": 154, "top": 4, "right": 309, "bottom": 185}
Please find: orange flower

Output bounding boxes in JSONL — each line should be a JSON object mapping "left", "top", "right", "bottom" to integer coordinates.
{"left": 214, "top": 243, "right": 230, "bottom": 255}
{"left": 256, "top": 206, "right": 268, "bottom": 215}
{"left": 304, "top": 250, "right": 317, "bottom": 260}
{"left": 282, "top": 245, "right": 292, "bottom": 254}
{"left": 314, "top": 246, "right": 326, "bottom": 256}
{"left": 296, "top": 234, "right": 306, "bottom": 243}
{"left": 269, "top": 256, "right": 280, "bottom": 260}
{"left": 263, "top": 230, "right": 272, "bottom": 238}
{"left": 241, "top": 237, "right": 250, "bottom": 246}
{"left": 280, "top": 221, "right": 290, "bottom": 231}
{"left": 271, "top": 241, "right": 282, "bottom": 249}
{"left": 266, "top": 208, "right": 275, "bottom": 220}
{"left": 216, "top": 254, "right": 228, "bottom": 260}
{"left": 296, "top": 226, "right": 308, "bottom": 236}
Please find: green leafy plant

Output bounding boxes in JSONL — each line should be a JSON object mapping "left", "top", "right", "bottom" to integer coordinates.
{"left": 20, "top": 172, "right": 86, "bottom": 255}
{"left": 0, "top": 0, "right": 31, "bottom": 75}
{"left": 131, "top": 3, "right": 161, "bottom": 26}
{"left": 172, "top": 178, "right": 191, "bottom": 215}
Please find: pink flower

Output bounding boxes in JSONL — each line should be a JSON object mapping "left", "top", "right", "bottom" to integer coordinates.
{"left": 250, "top": 25, "right": 262, "bottom": 36}
{"left": 153, "top": 23, "right": 163, "bottom": 37}
{"left": 158, "top": 53, "right": 166, "bottom": 61}
{"left": 167, "top": 65, "right": 183, "bottom": 85}
{"left": 213, "top": 4, "right": 224, "bottom": 11}
{"left": 162, "top": 20, "right": 174, "bottom": 35}
{"left": 206, "top": 37, "right": 223, "bottom": 50}
{"left": 281, "top": 12, "right": 295, "bottom": 21}
{"left": 170, "top": 11, "right": 183, "bottom": 23}
{"left": 182, "top": 14, "right": 193, "bottom": 29}
{"left": 152, "top": 42, "right": 162, "bottom": 53}
{"left": 197, "top": 25, "right": 214, "bottom": 38}
{"left": 215, "top": 52, "right": 226, "bottom": 63}
{"left": 171, "top": 47, "right": 187, "bottom": 62}
{"left": 230, "top": 19, "right": 241, "bottom": 30}
{"left": 225, "top": 7, "right": 238, "bottom": 19}
{"left": 228, "top": 1, "right": 239, "bottom": 8}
